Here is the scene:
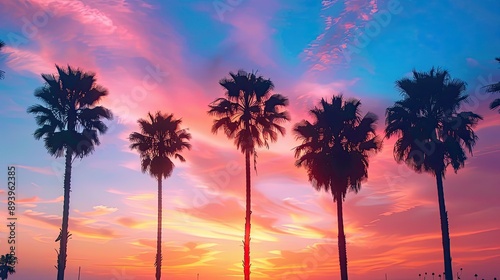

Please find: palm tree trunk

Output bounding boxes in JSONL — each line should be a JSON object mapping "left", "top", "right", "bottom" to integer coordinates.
{"left": 155, "top": 177, "right": 163, "bottom": 280}
{"left": 335, "top": 194, "right": 348, "bottom": 280}
{"left": 435, "top": 172, "right": 453, "bottom": 280}
{"left": 57, "top": 148, "right": 73, "bottom": 280}
{"left": 243, "top": 150, "right": 251, "bottom": 280}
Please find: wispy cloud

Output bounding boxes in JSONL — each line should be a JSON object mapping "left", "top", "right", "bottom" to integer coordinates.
{"left": 23, "top": 209, "right": 120, "bottom": 239}
{"left": 303, "top": 0, "right": 401, "bottom": 71}
{"left": 75, "top": 205, "right": 118, "bottom": 216}
{"left": 15, "top": 164, "right": 57, "bottom": 175}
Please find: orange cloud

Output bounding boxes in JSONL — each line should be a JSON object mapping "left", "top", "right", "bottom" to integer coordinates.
{"left": 23, "top": 209, "right": 119, "bottom": 240}
{"left": 116, "top": 216, "right": 152, "bottom": 229}
{"left": 75, "top": 205, "right": 118, "bottom": 216}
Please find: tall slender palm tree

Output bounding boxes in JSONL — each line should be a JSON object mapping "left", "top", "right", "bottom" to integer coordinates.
{"left": 208, "top": 70, "right": 290, "bottom": 280}
{"left": 0, "top": 40, "right": 5, "bottom": 79}
{"left": 485, "top": 57, "right": 500, "bottom": 113}
{"left": 0, "top": 254, "right": 17, "bottom": 280}
{"left": 129, "top": 112, "right": 191, "bottom": 280}
{"left": 385, "top": 68, "right": 482, "bottom": 280}
{"left": 27, "top": 65, "right": 112, "bottom": 280}
{"left": 294, "top": 95, "right": 381, "bottom": 280}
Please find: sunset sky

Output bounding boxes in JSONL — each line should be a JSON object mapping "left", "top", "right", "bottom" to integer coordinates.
{"left": 1, "top": 0, "right": 499, "bottom": 279}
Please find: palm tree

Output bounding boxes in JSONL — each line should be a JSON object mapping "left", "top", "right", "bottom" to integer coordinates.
{"left": 129, "top": 112, "right": 191, "bottom": 280}
{"left": 294, "top": 95, "right": 381, "bottom": 280}
{"left": 0, "top": 40, "right": 5, "bottom": 79}
{"left": 485, "top": 57, "right": 500, "bottom": 113}
{"left": 27, "top": 65, "right": 113, "bottom": 280}
{"left": 208, "top": 70, "right": 290, "bottom": 280}
{"left": 0, "top": 254, "right": 17, "bottom": 280}
{"left": 385, "top": 68, "right": 482, "bottom": 280}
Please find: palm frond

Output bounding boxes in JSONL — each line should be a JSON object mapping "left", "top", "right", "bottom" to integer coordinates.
{"left": 490, "top": 98, "right": 500, "bottom": 112}
{"left": 294, "top": 95, "right": 381, "bottom": 197}
{"left": 386, "top": 67, "right": 482, "bottom": 174}
{"left": 28, "top": 65, "right": 112, "bottom": 159}
{"left": 208, "top": 70, "right": 290, "bottom": 155}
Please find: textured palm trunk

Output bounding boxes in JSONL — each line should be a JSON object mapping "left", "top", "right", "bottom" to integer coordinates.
{"left": 57, "top": 148, "right": 72, "bottom": 280}
{"left": 155, "top": 177, "right": 163, "bottom": 280}
{"left": 243, "top": 150, "right": 251, "bottom": 280}
{"left": 435, "top": 172, "right": 453, "bottom": 280}
{"left": 335, "top": 194, "right": 348, "bottom": 280}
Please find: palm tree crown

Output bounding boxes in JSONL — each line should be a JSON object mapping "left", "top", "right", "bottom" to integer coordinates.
{"left": 208, "top": 70, "right": 290, "bottom": 155}
{"left": 27, "top": 65, "right": 113, "bottom": 158}
{"left": 0, "top": 254, "right": 17, "bottom": 280}
{"left": 385, "top": 68, "right": 482, "bottom": 176}
{"left": 129, "top": 112, "right": 192, "bottom": 179}
{"left": 294, "top": 95, "right": 382, "bottom": 200}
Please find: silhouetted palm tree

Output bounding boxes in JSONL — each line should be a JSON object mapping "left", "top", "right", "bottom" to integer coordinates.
{"left": 385, "top": 68, "right": 482, "bottom": 280}
{"left": 0, "top": 40, "right": 5, "bottom": 79}
{"left": 485, "top": 57, "right": 500, "bottom": 113}
{"left": 0, "top": 254, "right": 17, "bottom": 280}
{"left": 129, "top": 112, "right": 191, "bottom": 280}
{"left": 27, "top": 65, "right": 113, "bottom": 280}
{"left": 294, "top": 95, "right": 381, "bottom": 280}
{"left": 208, "top": 70, "right": 290, "bottom": 280}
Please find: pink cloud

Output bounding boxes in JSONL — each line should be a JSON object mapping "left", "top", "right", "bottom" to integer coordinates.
{"left": 344, "top": 22, "right": 356, "bottom": 30}
{"left": 3, "top": 46, "right": 54, "bottom": 77}
{"left": 74, "top": 205, "right": 118, "bottom": 216}
{"left": 216, "top": 0, "right": 283, "bottom": 68}
{"left": 466, "top": 57, "right": 479, "bottom": 67}
{"left": 1, "top": 0, "right": 193, "bottom": 130}
{"left": 23, "top": 209, "right": 120, "bottom": 239}
{"left": 15, "top": 164, "right": 57, "bottom": 175}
